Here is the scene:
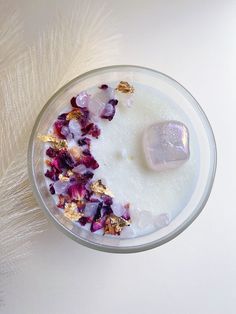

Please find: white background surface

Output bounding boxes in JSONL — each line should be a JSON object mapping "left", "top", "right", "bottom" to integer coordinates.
{"left": 3, "top": 0, "right": 236, "bottom": 313}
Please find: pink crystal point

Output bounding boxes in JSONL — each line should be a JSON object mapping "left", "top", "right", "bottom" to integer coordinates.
{"left": 143, "top": 121, "right": 190, "bottom": 171}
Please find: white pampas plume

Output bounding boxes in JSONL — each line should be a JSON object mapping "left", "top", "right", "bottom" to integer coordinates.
{"left": 0, "top": 0, "right": 120, "bottom": 300}
{"left": 0, "top": 1, "right": 23, "bottom": 73}
{"left": 0, "top": 154, "right": 42, "bottom": 274}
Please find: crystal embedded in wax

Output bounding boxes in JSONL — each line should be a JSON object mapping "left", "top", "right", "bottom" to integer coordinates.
{"left": 143, "top": 121, "right": 190, "bottom": 171}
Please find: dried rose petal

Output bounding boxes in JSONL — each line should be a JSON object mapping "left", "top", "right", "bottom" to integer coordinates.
{"left": 81, "top": 123, "right": 101, "bottom": 138}
{"left": 68, "top": 184, "right": 80, "bottom": 200}
{"left": 84, "top": 189, "right": 93, "bottom": 201}
{"left": 46, "top": 147, "right": 58, "bottom": 158}
{"left": 108, "top": 99, "right": 118, "bottom": 107}
{"left": 51, "top": 151, "right": 75, "bottom": 171}
{"left": 73, "top": 171, "right": 94, "bottom": 186}
{"left": 69, "top": 177, "right": 76, "bottom": 184}
{"left": 90, "top": 216, "right": 106, "bottom": 232}
{"left": 45, "top": 168, "right": 59, "bottom": 181}
{"left": 90, "top": 202, "right": 105, "bottom": 232}
{"left": 82, "top": 148, "right": 91, "bottom": 156}
{"left": 77, "top": 137, "right": 91, "bottom": 147}
{"left": 79, "top": 216, "right": 89, "bottom": 226}
{"left": 57, "top": 194, "right": 66, "bottom": 208}
{"left": 93, "top": 202, "right": 103, "bottom": 220}
{"left": 58, "top": 151, "right": 75, "bottom": 169}
{"left": 53, "top": 120, "right": 69, "bottom": 139}
{"left": 82, "top": 171, "right": 94, "bottom": 181}
{"left": 57, "top": 194, "right": 71, "bottom": 208}
{"left": 122, "top": 203, "right": 131, "bottom": 220}
{"left": 80, "top": 154, "right": 99, "bottom": 170}
{"left": 50, "top": 157, "right": 62, "bottom": 171}
{"left": 83, "top": 156, "right": 99, "bottom": 169}
{"left": 77, "top": 200, "right": 86, "bottom": 211}
{"left": 87, "top": 216, "right": 93, "bottom": 223}
{"left": 57, "top": 113, "right": 68, "bottom": 120}
{"left": 99, "top": 84, "right": 108, "bottom": 90}
{"left": 70, "top": 97, "right": 77, "bottom": 108}
{"left": 102, "top": 205, "right": 113, "bottom": 216}
{"left": 49, "top": 183, "right": 55, "bottom": 194}
{"left": 102, "top": 195, "right": 113, "bottom": 206}
{"left": 78, "top": 107, "right": 90, "bottom": 128}
{"left": 74, "top": 175, "right": 93, "bottom": 188}
{"left": 68, "top": 183, "right": 87, "bottom": 200}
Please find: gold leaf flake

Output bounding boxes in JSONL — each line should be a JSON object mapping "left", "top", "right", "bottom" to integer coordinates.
{"left": 38, "top": 134, "right": 58, "bottom": 143}
{"left": 64, "top": 202, "right": 84, "bottom": 221}
{"left": 54, "top": 141, "right": 67, "bottom": 150}
{"left": 58, "top": 174, "right": 70, "bottom": 182}
{"left": 104, "top": 214, "right": 130, "bottom": 235}
{"left": 66, "top": 109, "right": 81, "bottom": 121}
{"left": 64, "top": 202, "right": 76, "bottom": 211}
{"left": 90, "top": 180, "right": 114, "bottom": 197}
{"left": 37, "top": 134, "right": 67, "bottom": 149}
{"left": 104, "top": 216, "right": 116, "bottom": 235}
{"left": 67, "top": 170, "right": 74, "bottom": 177}
{"left": 116, "top": 81, "right": 134, "bottom": 94}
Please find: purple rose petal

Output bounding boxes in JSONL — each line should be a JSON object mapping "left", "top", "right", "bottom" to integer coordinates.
{"left": 46, "top": 147, "right": 58, "bottom": 158}
{"left": 68, "top": 183, "right": 87, "bottom": 200}
{"left": 79, "top": 216, "right": 89, "bottom": 226}
{"left": 81, "top": 123, "right": 101, "bottom": 138}
{"left": 57, "top": 113, "right": 68, "bottom": 120}
{"left": 77, "top": 137, "right": 91, "bottom": 147}
{"left": 99, "top": 84, "right": 108, "bottom": 90}
{"left": 49, "top": 183, "right": 55, "bottom": 194}
{"left": 45, "top": 168, "right": 59, "bottom": 181}
{"left": 70, "top": 97, "right": 77, "bottom": 108}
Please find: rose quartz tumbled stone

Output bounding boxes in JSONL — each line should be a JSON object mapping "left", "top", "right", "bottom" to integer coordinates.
{"left": 143, "top": 121, "right": 190, "bottom": 171}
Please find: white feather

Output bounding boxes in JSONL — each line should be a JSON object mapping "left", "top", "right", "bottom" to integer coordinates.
{"left": 0, "top": 0, "right": 120, "bottom": 299}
